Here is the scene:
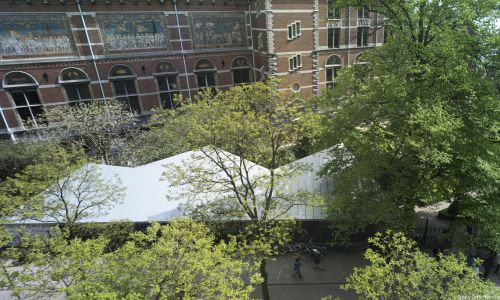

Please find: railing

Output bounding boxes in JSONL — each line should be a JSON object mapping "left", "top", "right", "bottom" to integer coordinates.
{"left": 327, "top": 19, "right": 341, "bottom": 27}
{"left": 357, "top": 18, "right": 370, "bottom": 27}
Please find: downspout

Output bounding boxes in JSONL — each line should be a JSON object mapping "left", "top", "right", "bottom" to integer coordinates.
{"left": 248, "top": 0, "right": 257, "bottom": 82}
{"left": 0, "top": 108, "right": 15, "bottom": 142}
{"left": 173, "top": 0, "right": 192, "bottom": 99}
{"left": 76, "top": 0, "right": 106, "bottom": 103}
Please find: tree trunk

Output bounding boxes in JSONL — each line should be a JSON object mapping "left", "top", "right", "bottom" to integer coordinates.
{"left": 259, "top": 259, "right": 271, "bottom": 300}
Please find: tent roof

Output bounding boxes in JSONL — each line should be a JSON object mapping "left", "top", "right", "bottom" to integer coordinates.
{"left": 15, "top": 149, "right": 333, "bottom": 224}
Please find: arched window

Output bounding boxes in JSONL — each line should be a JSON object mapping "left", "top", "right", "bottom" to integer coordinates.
{"left": 59, "top": 68, "right": 93, "bottom": 107}
{"left": 194, "top": 59, "right": 216, "bottom": 92}
{"left": 109, "top": 65, "right": 141, "bottom": 113}
{"left": 325, "top": 55, "right": 342, "bottom": 89}
{"left": 354, "top": 52, "right": 369, "bottom": 64}
{"left": 231, "top": 57, "right": 251, "bottom": 85}
{"left": 154, "top": 62, "right": 179, "bottom": 109}
{"left": 2, "top": 72, "right": 45, "bottom": 128}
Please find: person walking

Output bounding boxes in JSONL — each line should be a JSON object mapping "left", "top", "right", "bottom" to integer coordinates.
{"left": 293, "top": 257, "right": 303, "bottom": 279}
{"left": 494, "top": 252, "right": 500, "bottom": 274}
{"left": 311, "top": 248, "right": 325, "bottom": 271}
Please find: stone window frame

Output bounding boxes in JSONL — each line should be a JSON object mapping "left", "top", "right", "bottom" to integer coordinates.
{"left": 325, "top": 54, "right": 342, "bottom": 89}
{"left": 153, "top": 62, "right": 180, "bottom": 109}
{"left": 230, "top": 56, "right": 252, "bottom": 85}
{"left": 194, "top": 59, "right": 218, "bottom": 91}
{"left": 108, "top": 65, "right": 142, "bottom": 113}
{"left": 2, "top": 71, "right": 45, "bottom": 130}
{"left": 58, "top": 67, "right": 94, "bottom": 107}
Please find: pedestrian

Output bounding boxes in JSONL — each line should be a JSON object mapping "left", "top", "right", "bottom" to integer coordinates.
{"left": 311, "top": 248, "right": 325, "bottom": 271}
{"left": 293, "top": 257, "right": 303, "bottom": 279}
{"left": 483, "top": 251, "right": 495, "bottom": 279}
{"left": 494, "top": 252, "right": 500, "bottom": 275}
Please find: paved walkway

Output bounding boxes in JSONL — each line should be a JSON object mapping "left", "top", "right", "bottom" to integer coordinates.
{"left": 252, "top": 251, "right": 365, "bottom": 300}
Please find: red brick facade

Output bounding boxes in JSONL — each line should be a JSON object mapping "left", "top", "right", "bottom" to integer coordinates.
{"left": 0, "top": 0, "right": 382, "bottom": 140}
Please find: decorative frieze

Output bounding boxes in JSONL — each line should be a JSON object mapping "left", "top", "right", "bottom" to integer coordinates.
{"left": 0, "top": 14, "right": 75, "bottom": 57}
{"left": 97, "top": 13, "right": 169, "bottom": 52}
{"left": 189, "top": 13, "right": 247, "bottom": 49}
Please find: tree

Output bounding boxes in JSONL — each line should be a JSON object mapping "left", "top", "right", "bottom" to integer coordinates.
{"left": 0, "top": 146, "right": 124, "bottom": 225}
{"left": 4, "top": 219, "right": 258, "bottom": 300}
{"left": 42, "top": 100, "right": 139, "bottom": 164}
{"left": 342, "top": 230, "right": 497, "bottom": 299}
{"left": 0, "top": 140, "right": 53, "bottom": 183}
{"left": 117, "top": 121, "right": 189, "bottom": 166}
{"left": 160, "top": 83, "right": 317, "bottom": 300}
{"left": 319, "top": 0, "right": 500, "bottom": 239}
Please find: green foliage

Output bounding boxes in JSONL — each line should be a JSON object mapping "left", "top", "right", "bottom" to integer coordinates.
{"left": 0, "top": 146, "right": 124, "bottom": 225}
{"left": 319, "top": 0, "right": 500, "bottom": 237}
{"left": 158, "top": 82, "right": 318, "bottom": 300}
{"left": 117, "top": 121, "right": 189, "bottom": 166}
{"left": 342, "top": 230, "right": 497, "bottom": 299}
{"left": 2, "top": 219, "right": 258, "bottom": 300}
{"left": 0, "top": 140, "right": 53, "bottom": 182}
{"left": 63, "top": 221, "right": 135, "bottom": 252}
{"left": 42, "top": 100, "right": 139, "bottom": 164}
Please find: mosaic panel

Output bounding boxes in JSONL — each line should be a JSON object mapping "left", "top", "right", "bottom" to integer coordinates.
{"left": 0, "top": 14, "right": 74, "bottom": 56}
{"left": 98, "top": 14, "right": 169, "bottom": 51}
{"left": 190, "top": 13, "right": 247, "bottom": 49}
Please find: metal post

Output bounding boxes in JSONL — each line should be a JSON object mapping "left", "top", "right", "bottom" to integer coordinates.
{"left": 76, "top": 0, "right": 107, "bottom": 103}
{"left": 248, "top": 1, "right": 257, "bottom": 82}
{"left": 174, "top": 2, "right": 192, "bottom": 100}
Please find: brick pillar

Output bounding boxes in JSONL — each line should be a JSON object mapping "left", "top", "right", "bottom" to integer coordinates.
{"left": 311, "top": 0, "right": 320, "bottom": 96}
{"left": 265, "top": 0, "right": 277, "bottom": 79}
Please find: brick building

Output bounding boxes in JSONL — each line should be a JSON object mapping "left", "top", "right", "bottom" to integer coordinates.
{"left": 0, "top": 0, "right": 383, "bottom": 141}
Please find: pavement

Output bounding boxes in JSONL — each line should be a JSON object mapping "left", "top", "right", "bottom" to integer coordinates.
{"left": 252, "top": 250, "right": 500, "bottom": 300}
{"left": 251, "top": 251, "right": 366, "bottom": 300}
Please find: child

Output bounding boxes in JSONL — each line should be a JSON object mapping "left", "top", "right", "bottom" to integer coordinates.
{"left": 293, "top": 257, "right": 303, "bottom": 279}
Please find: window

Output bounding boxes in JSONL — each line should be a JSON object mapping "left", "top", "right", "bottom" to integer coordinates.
{"left": 358, "top": 7, "right": 369, "bottom": 19}
{"left": 2, "top": 72, "right": 45, "bottom": 128}
{"left": 354, "top": 52, "right": 369, "bottom": 65}
{"left": 288, "top": 54, "right": 302, "bottom": 72}
{"left": 327, "top": 27, "right": 340, "bottom": 48}
{"left": 194, "top": 59, "right": 217, "bottom": 92}
{"left": 59, "top": 68, "right": 93, "bottom": 107}
{"left": 287, "top": 21, "right": 301, "bottom": 40}
{"left": 327, "top": 1, "right": 341, "bottom": 19}
{"left": 325, "top": 55, "right": 342, "bottom": 89}
{"left": 154, "top": 62, "right": 179, "bottom": 109}
{"left": 109, "top": 65, "right": 141, "bottom": 113}
{"left": 231, "top": 57, "right": 251, "bottom": 85}
{"left": 357, "top": 27, "right": 369, "bottom": 47}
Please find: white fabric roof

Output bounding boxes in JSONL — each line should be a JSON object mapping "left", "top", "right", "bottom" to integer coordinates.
{"left": 17, "top": 149, "right": 333, "bottom": 224}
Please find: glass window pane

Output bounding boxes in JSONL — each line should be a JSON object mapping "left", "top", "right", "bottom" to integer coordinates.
{"left": 128, "top": 96, "right": 141, "bottom": 113}
{"left": 167, "top": 75, "right": 178, "bottom": 90}
{"left": 124, "top": 80, "right": 137, "bottom": 94}
{"left": 197, "top": 74, "right": 207, "bottom": 88}
{"left": 206, "top": 73, "right": 216, "bottom": 87}
{"left": 326, "top": 69, "right": 333, "bottom": 82}
{"left": 114, "top": 81, "right": 126, "bottom": 95}
{"left": 160, "top": 92, "right": 176, "bottom": 109}
{"left": 328, "top": 28, "right": 333, "bottom": 48}
{"left": 77, "top": 84, "right": 92, "bottom": 100}
{"left": 334, "top": 28, "right": 340, "bottom": 48}
{"left": 25, "top": 90, "right": 40, "bottom": 105}
{"left": 10, "top": 92, "right": 27, "bottom": 106}
{"left": 16, "top": 107, "right": 32, "bottom": 126}
{"left": 65, "top": 85, "right": 80, "bottom": 101}
{"left": 31, "top": 106, "right": 46, "bottom": 126}
{"left": 157, "top": 76, "right": 168, "bottom": 92}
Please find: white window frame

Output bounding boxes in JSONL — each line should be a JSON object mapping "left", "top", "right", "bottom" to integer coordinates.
{"left": 287, "top": 21, "right": 301, "bottom": 40}
{"left": 288, "top": 54, "right": 302, "bottom": 72}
